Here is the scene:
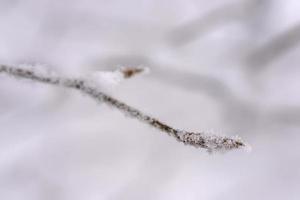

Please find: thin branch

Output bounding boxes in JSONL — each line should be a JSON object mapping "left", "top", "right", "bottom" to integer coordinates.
{"left": 95, "top": 55, "right": 300, "bottom": 132}
{"left": 0, "top": 64, "right": 248, "bottom": 152}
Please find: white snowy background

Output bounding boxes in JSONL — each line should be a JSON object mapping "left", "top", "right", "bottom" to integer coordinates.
{"left": 0, "top": 0, "right": 300, "bottom": 199}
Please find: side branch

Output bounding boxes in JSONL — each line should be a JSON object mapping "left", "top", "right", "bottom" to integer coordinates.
{"left": 0, "top": 64, "right": 248, "bottom": 152}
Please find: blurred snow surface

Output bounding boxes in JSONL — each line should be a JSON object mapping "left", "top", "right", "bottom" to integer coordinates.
{"left": 0, "top": 0, "right": 300, "bottom": 199}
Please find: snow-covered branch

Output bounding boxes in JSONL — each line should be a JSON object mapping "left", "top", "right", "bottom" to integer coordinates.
{"left": 0, "top": 64, "right": 249, "bottom": 152}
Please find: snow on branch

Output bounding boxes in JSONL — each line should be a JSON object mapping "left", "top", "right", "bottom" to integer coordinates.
{"left": 0, "top": 64, "right": 249, "bottom": 152}
{"left": 87, "top": 66, "right": 148, "bottom": 89}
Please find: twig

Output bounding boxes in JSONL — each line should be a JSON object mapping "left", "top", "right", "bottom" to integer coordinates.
{"left": 0, "top": 64, "right": 248, "bottom": 152}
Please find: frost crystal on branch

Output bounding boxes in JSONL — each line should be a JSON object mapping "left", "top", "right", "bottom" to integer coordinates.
{"left": 178, "top": 131, "right": 247, "bottom": 152}
{"left": 0, "top": 64, "right": 249, "bottom": 152}
{"left": 86, "top": 66, "right": 149, "bottom": 90}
